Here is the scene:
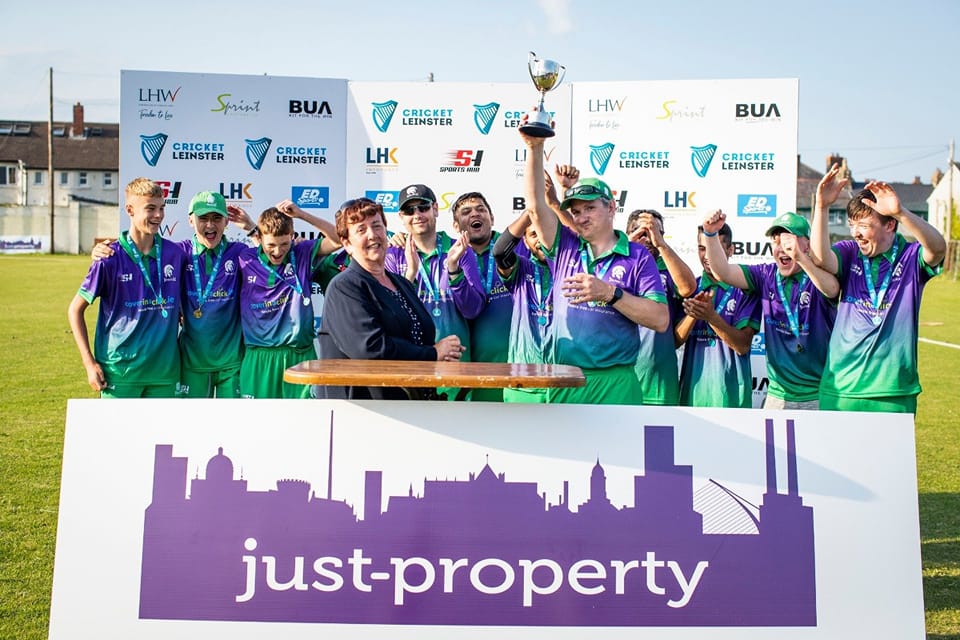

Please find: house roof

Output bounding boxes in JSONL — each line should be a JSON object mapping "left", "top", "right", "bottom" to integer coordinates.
{"left": 796, "top": 158, "right": 854, "bottom": 211}
{"left": 0, "top": 120, "right": 119, "bottom": 171}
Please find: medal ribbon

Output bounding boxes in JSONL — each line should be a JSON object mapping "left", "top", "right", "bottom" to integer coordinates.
{"left": 861, "top": 240, "right": 900, "bottom": 318}
{"left": 415, "top": 235, "right": 447, "bottom": 312}
{"left": 121, "top": 232, "right": 167, "bottom": 317}
{"left": 262, "top": 247, "right": 305, "bottom": 299}
{"left": 533, "top": 259, "right": 553, "bottom": 328}
{"left": 192, "top": 240, "right": 228, "bottom": 313}
{"left": 775, "top": 271, "right": 809, "bottom": 339}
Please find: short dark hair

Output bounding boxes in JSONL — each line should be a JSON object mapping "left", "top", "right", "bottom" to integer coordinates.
{"left": 451, "top": 192, "right": 491, "bottom": 218}
{"left": 626, "top": 209, "right": 664, "bottom": 233}
{"left": 698, "top": 223, "right": 733, "bottom": 247}
{"left": 847, "top": 188, "right": 897, "bottom": 230}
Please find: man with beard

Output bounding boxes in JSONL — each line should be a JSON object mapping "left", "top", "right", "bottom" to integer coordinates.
{"left": 810, "top": 164, "right": 945, "bottom": 413}
{"left": 702, "top": 210, "right": 839, "bottom": 409}
{"left": 625, "top": 209, "right": 697, "bottom": 405}
{"left": 450, "top": 191, "right": 511, "bottom": 401}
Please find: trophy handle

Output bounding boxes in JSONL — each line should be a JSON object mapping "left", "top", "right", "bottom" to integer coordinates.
{"left": 527, "top": 51, "right": 538, "bottom": 84}
{"left": 556, "top": 65, "right": 567, "bottom": 88}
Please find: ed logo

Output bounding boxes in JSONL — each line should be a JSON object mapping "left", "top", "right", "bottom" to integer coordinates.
{"left": 737, "top": 194, "right": 776, "bottom": 218}
{"left": 291, "top": 187, "right": 329, "bottom": 209}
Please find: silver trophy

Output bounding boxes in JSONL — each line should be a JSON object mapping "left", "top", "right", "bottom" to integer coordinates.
{"left": 519, "top": 51, "right": 565, "bottom": 138}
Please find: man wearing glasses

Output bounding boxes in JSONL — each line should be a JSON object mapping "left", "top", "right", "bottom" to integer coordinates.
{"left": 384, "top": 184, "right": 485, "bottom": 399}
{"left": 811, "top": 164, "right": 946, "bottom": 413}
{"left": 520, "top": 130, "right": 669, "bottom": 405}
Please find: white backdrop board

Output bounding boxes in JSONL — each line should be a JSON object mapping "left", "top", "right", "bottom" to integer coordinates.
{"left": 50, "top": 399, "right": 924, "bottom": 639}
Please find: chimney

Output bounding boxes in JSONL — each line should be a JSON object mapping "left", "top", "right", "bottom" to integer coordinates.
{"left": 72, "top": 102, "right": 84, "bottom": 138}
{"left": 932, "top": 169, "right": 943, "bottom": 187}
{"left": 826, "top": 152, "right": 844, "bottom": 172}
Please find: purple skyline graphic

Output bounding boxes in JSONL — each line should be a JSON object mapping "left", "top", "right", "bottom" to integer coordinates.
{"left": 139, "top": 418, "right": 816, "bottom": 626}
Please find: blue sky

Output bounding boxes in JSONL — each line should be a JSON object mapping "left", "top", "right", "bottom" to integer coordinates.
{"left": 2, "top": 0, "right": 956, "bottom": 184}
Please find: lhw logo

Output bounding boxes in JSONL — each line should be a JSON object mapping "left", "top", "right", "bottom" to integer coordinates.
{"left": 738, "top": 194, "right": 776, "bottom": 218}
{"left": 138, "top": 87, "right": 181, "bottom": 104}
{"left": 292, "top": 187, "right": 329, "bottom": 209}
{"left": 372, "top": 100, "right": 398, "bottom": 133}
{"left": 244, "top": 137, "right": 272, "bottom": 171}
{"left": 366, "top": 191, "right": 399, "bottom": 213}
{"left": 590, "top": 143, "right": 615, "bottom": 175}
{"left": 140, "top": 133, "right": 168, "bottom": 167}
{"left": 588, "top": 97, "right": 627, "bottom": 112}
{"left": 690, "top": 144, "right": 717, "bottom": 178}
{"left": 473, "top": 102, "right": 500, "bottom": 135}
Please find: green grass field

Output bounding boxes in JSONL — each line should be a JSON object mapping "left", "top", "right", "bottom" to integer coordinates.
{"left": 0, "top": 255, "right": 957, "bottom": 639}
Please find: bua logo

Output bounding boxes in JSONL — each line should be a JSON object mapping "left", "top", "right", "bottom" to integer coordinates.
{"left": 289, "top": 100, "right": 333, "bottom": 118}
{"left": 735, "top": 103, "right": 781, "bottom": 120}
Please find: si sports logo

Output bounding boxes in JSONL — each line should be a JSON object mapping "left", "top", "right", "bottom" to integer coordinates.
{"left": 473, "top": 102, "right": 500, "bottom": 135}
{"left": 372, "top": 100, "right": 398, "bottom": 133}
{"left": 590, "top": 143, "right": 615, "bottom": 175}
{"left": 140, "top": 133, "right": 168, "bottom": 167}
{"left": 245, "top": 137, "right": 272, "bottom": 171}
{"left": 440, "top": 150, "right": 484, "bottom": 173}
{"left": 738, "top": 195, "right": 776, "bottom": 217}
{"left": 292, "top": 187, "right": 330, "bottom": 209}
{"left": 366, "top": 190, "right": 399, "bottom": 213}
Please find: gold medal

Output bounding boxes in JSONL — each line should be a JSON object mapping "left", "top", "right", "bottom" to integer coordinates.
{"left": 193, "top": 309, "right": 203, "bottom": 319}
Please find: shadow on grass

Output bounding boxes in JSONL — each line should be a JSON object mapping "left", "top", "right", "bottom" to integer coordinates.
{"left": 920, "top": 492, "right": 960, "bottom": 637}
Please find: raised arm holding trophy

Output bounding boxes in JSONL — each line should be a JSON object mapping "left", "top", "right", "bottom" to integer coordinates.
{"left": 519, "top": 51, "right": 565, "bottom": 139}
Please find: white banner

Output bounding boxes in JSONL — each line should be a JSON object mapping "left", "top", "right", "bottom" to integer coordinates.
{"left": 50, "top": 399, "right": 924, "bottom": 639}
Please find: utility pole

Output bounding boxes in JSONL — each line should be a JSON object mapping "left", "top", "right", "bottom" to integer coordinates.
{"left": 948, "top": 139, "right": 956, "bottom": 278}
{"left": 48, "top": 67, "right": 54, "bottom": 254}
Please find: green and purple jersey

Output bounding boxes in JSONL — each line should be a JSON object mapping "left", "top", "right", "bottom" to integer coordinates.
{"left": 544, "top": 226, "right": 666, "bottom": 370}
{"left": 469, "top": 233, "right": 514, "bottom": 365}
{"left": 178, "top": 237, "right": 247, "bottom": 373}
{"left": 741, "top": 263, "right": 837, "bottom": 402}
{"left": 384, "top": 232, "right": 485, "bottom": 362}
{"left": 238, "top": 240, "right": 322, "bottom": 349}
{"left": 77, "top": 232, "right": 184, "bottom": 385}
{"left": 635, "top": 257, "right": 684, "bottom": 405}
{"left": 679, "top": 273, "right": 762, "bottom": 408}
{"left": 502, "top": 253, "right": 554, "bottom": 366}
{"left": 821, "top": 235, "right": 940, "bottom": 400}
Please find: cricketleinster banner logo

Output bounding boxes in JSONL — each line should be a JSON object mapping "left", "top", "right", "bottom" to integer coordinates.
{"left": 244, "top": 137, "right": 272, "bottom": 171}
{"left": 691, "top": 144, "right": 717, "bottom": 178}
{"left": 140, "top": 133, "right": 168, "bottom": 167}
{"left": 372, "top": 100, "right": 398, "bottom": 133}
{"left": 473, "top": 102, "right": 500, "bottom": 135}
{"left": 590, "top": 143, "right": 615, "bottom": 175}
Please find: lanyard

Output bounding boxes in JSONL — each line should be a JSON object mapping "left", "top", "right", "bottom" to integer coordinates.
{"left": 262, "top": 247, "right": 310, "bottom": 306}
{"left": 477, "top": 250, "right": 496, "bottom": 298}
{"left": 416, "top": 235, "right": 446, "bottom": 317}
{"left": 190, "top": 241, "right": 228, "bottom": 318}
{"left": 532, "top": 259, "right": 553, "bottom": 327}
{"left": 861, "top": 240, "right": 899, "bottom": 325}
{"left": 121, "top": 232, "right": 167, "bottom": 319}
{"left": 775, "top": 271, "right": 808, "bottom": 339}
{"left": 579, "top": 245, "right": 615, "bottom": 308}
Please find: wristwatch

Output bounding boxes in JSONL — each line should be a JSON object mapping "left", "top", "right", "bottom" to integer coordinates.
{"left": 609, "top": 286, "right": 624, "bottom": 304}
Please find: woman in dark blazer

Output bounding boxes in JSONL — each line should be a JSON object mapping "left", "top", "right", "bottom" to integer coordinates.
{"left": 316, "top": 198, "right": 464, "bottom": 399}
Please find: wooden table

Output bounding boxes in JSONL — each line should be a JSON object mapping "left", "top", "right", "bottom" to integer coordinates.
{"left": 284, "top": 359, "right": 585, "bottom": 391}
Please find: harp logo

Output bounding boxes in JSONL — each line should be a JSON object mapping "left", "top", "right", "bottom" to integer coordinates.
{"left": 589, "top": 143, "right": 615, "bottom": 175}
{"left": 244, "top": 137, "right": 272, "bottom": 171}
{"left": 473, "top": 102, "right": 500, "bottom": 135}
{"left": 690, "top": 144, "right": 717, "bottom": 178}
{"left": 139, "top": 133, "right": 168, "bottom": 167}
{"left": 372, "top": 100, "right": 398, "bottom": 133}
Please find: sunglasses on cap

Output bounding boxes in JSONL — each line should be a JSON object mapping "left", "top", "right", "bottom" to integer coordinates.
{"left": 563, "top": 184, "right": 608, "bottom": 199}
{"left": 400, "top": 202, "right": 433, "bottom": 215}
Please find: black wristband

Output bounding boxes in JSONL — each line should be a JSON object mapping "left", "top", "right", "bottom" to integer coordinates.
{"left": 609, "top": 286, "right": 624, "bottom": 304}
{"left": 247, "top": 227, "right": 259, "bottom": 237}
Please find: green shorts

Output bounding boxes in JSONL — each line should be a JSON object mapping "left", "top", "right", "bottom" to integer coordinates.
{"left": 819, "top": 393, "right": 917, "bottom": 414}
{"left": 178, "top": 364, "right": 242, "bottom": 398}
{"left": 240, "top": 345, "right": 316, "bottom": 399}
{"left": 101, "top": 381, "right": 177, "bottom": 399}
{"left": 546, "top": 364, "right": 642, "bottom": 405}
{"left": 503, "top": 387, "right": 548, "bottom": 403}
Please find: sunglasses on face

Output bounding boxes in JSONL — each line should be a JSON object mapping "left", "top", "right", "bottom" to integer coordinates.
{"left": 564, "top": 184, "right": 607, "bottom": 199}
{"left": 400, "top": 203, "right": 433, "bottom": 215}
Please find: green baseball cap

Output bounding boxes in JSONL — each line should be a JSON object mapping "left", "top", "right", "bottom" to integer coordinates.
{"left": 559, "top": 178, "right": 613, "bottom": 210}
{"left": 765, "top": 211, "right": 810, "bottom": 238}
{"left": 189, "top": 191, "right": 227, "bottom": 217}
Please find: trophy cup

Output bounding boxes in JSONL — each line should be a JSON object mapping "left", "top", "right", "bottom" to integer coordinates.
{"left": 519, "top": 51, "right": 565, "bottom": 138}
